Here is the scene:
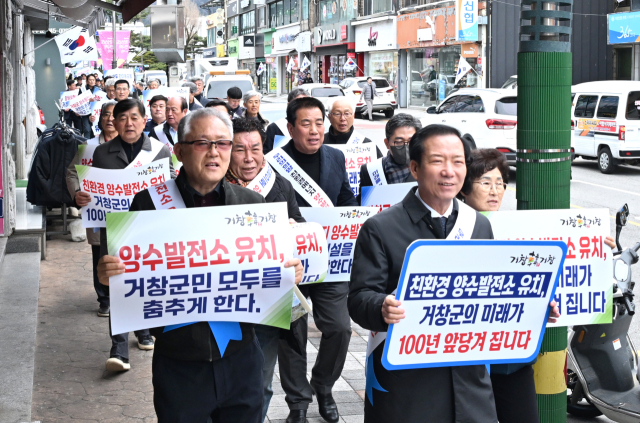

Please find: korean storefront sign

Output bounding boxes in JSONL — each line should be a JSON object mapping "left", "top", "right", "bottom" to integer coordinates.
{"left": 383, "top": 241, "right": 565, "bottom": 370}
{"left": 273, "top": 25, "right": 301, "bottom": 54}
{"left": 106, "top": 203, "right": 297, "bottom": 334}
{"left": 355, "top": 18, "right": 397, "bottom": 52}
{"left": 608, "top": 11, "right": 640, "bottom": 45}
{"left": 455, "top": 0, "right": 478, "bottom": 42}
{"left": 76, "top": 158, "right": 171, "bottom": 228}
{"left": 397, "top": 6, "right": 456, "bottom": 48}
{"left": 486, "top": 209, "right": 613, "bottom": 326}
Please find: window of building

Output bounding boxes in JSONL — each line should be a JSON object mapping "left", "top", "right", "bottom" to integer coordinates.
{"left": 277, "top": 1, "right": 284, "bottom": 26}
{"left": 302, "top": 0, "right": 309, "bottom": 20}
{"left": 228, "top": 15, "right": 239, "bottom": 37}
{"left": 284, "top": 0, "right": 290, "bottom": 24}
{"left": 240, "top": 11, "right": 255, "bottom": 35}
{"left": 258, "top": 6, "right": 267, "bottom": 28}
{"left": 291, "top": 0, "right": 299, "bottom": 22}
{"left": 365, "top": 0, "right": 393, "bottom": 15}
{"left": 270, "top": 3, "right": 277, "bottom": 27}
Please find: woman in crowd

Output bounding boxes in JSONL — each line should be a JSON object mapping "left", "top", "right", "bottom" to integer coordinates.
{"left": 235, "top": 90, "right": 270, "bottom": 129}
{"left": 458, "top": 148, "right": 615, "bottom": 423}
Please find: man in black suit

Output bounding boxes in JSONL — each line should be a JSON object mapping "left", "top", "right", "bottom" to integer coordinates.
{"left": 273, "top": 97, "right": 357, "bottom": 423}
{"left": 348, "top": 124, "right": 497, "bottom": 423}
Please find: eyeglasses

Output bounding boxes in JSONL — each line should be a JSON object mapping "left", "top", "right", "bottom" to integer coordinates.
{"left": 330, "top": 112, "right": 353, "bottom": 119}
{"left": 390, "top": 140, "right": 410, "bottom": 148}
{"left": 474, "top": 181, "right": 506, "bottom": 192}
{"left": 181, "top": 139, "right": 233, "bottom": 152}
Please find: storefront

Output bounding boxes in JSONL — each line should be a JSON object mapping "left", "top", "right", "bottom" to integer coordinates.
{"left": 239, "top": 35, "right": 257, "bottom": 82}
{"left": 265, "top": 57, "right": 278, "bottom": 94}
{"left": 271, "top": 23, "right": 301, "bottom": 94}
{"left": 315, "top": 23, "right": 358, "bottom": 84}
{"left": 297, "top": 31, "right": 313, "bottom": 81}
{"left": 228, "top": 38, "right": 239, "bottom": 58}
{"left": 397, "top": 5, "right": 482, "bottom": 108}
{"left": 354, "top": 16, "right": 398, "bottom": 88}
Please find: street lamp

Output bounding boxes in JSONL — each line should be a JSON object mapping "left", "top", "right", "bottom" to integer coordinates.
{"left": 517, "top": 2, "right": 573, "bottom": 422}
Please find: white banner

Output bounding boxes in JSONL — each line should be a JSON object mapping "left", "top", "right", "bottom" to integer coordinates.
{"left": 90, "top": 101, "right": 103, "bottom": 135}
{"left": 104, "top": 68, "right": 135, "bottom": 84}
{"left": 76, "top": 158, "right": 171, "bottom": 228}
{"left": 383, "top": 241, "right": 566, "bottom": 370}
{"left": 67, "top": 90, "right": 93, "bottom": 116}
{"left": 485, "top": 209, "right": 613, "bottom": 326}
{"left": 78, "top": 144, "right": 99, "bottom": 167}
{"left": 300, "top": 207, "right": 381, "bottom": 282}
{"left": 360, "top": 182, "right": 417, "bottom": 211}
{"left": 328, "top": 144, "right": 376, "bottom": 197}
{"left": 106, "top": 203, "right": 296, "bottom": 334}
{"left": 60, "top": 90, "right": 78, "bottom": 109}
{"left": 291, "top": 222, "right": 329, "bottom": 284}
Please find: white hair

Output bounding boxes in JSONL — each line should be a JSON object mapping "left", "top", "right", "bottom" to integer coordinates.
{"left": 105, "top": 79, "right": 116, "bottom": 87}
{"left": 178, "top": 108, "right": 233, "bottom": 142}
{"left": 243, "top": 90, "right": 262, "bottom": 104}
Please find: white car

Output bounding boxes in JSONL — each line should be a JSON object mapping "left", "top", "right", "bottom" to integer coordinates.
{"left": 205, "top": 72, "right": 256, "bottom": 100}
{"left": 338, "top": 77, "right": 397, "bottom": 118}
{"left": 142, "top": 70, "right": 167, "bottom": 87}
{"left": 421, "top": 88, "right": 518, "bottom": 165}
{"left": 298, "top": 83, "right": 348, "bottom": 113}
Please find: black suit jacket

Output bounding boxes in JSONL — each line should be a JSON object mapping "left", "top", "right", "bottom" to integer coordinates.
{"left": 357, "top": 159, "right": 416, "bottom": 205}
{"left": 148, "top": 122, "right": 175, "bottom": 145}
{"left": 348, "top": 189, "right": 496, "bottom": 423}
{"left": 281, "top": 142, "right": 358, "bottom": 207}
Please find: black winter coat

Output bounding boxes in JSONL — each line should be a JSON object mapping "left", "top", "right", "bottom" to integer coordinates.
{"left": 124, "top": 171, "right": 267, "bottom": 362}
{"left": 265, "top": 173, "right": 305, "bottom": 223}
{"left": 27, "top": 129, "right": 83, "bottom": 206}
{"left": 281, "top": 142, "right": 358, "bottom": 207}
{"left": 349, "top": 189, "right": 497, "bottom": 423}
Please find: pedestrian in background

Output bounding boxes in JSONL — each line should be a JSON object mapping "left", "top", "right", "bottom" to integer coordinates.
{"left": 236, "top": 90, "right": 269, "bottom": 129}
{"left": 359, "top": 77, "right": 378, "bottom": 121}
{"left": 227, "top": 86, "right": 245, "bottom": 117}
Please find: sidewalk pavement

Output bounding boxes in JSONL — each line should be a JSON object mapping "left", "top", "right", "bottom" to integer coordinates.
{"left": 31, "top": 237, "right": 367, "bottom": 423}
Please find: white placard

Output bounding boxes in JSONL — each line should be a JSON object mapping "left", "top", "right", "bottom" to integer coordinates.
{"left": 291, "top": 222, "right": 329, "bottom": 284}
{"left": 328, "top": 144, "right": 377, "bottom": 197}
{"left": 360, "top": 182, "right": 417, "bottom": 211}
{"left": 76, "top": 158, "right": 171, "bottom": 228}
{"left": 485, "top": 209, "right": 613, "bottom": 326}
{"left": 383, "top": 241, "right": 566, "bottom": 370}
{"left": 300, "top": 207, "right": 381, "bottom": 282}
{"left": 106, "top": 203, "right": 296, "bottom": 334}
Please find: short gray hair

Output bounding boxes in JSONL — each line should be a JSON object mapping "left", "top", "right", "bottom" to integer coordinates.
{"left": 190, "top": 76, "right": 203, "bottom": 83}
{"left": 150, "top": 79, "right": 161, "bottom": 86}
{"left": 243, "top": 90, "right": 261, "bottom": 104}
{"left": 178, "top": 108, "right": 233, "bottom": 143}
{"left": 105, "top": 79, "right": 116, "bottom": 87}
{"left": 288, "top": 88, "right": 310, "bottom": 102}
{"left": 182, "top": 81, "right": 198, "bottom": 94}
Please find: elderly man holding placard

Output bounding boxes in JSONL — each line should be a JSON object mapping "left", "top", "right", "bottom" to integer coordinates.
{"left": 265, "top": 97, "right": 357, "bottom": 423}
{"left": 97, "top": 108, "right": 304, "bottom": 423}
{"left": 348, "top": 124, "right": 499, "bottom": 423}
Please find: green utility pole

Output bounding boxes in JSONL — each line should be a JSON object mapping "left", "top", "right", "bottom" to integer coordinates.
{"left": 517, "top": 1, "right": 573, "bottom": 422}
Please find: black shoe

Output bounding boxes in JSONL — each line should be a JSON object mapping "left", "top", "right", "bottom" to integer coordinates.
{"left": 316, "top": 393, "right": 339, "bottom": 423}
{"left": 97, "top": 305, "right": 110, "bottom": 317}
{"left": 137, "top": 334, "right": 155, "bottom": 350}
{"left": 285, "top": 409, "right": 307, "bottom": 423}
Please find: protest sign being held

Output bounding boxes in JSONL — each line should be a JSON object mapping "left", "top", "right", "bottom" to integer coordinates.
{"left": 300, "top": 207, "right": 381, "bottom": 282}
{"left": 361, "top": 182, "right": 417, "bottom": 211}
{"left": 90, "top": 101, "right": 103, "bottom": 135}
{"left": 328, "top": 144, "right": 377, "bottom": 197}
{"left": 106, "top": 203, "right": 298, "bottom": 334}
{"left": 382, "top": 240, "right": 566, "bottom": 370}
{"left": 66, "top": 90, "right": 93, "bottom": 116}
{"left": 60, "top": 90, "right": 78, "bottom": 109}
{"left": 76, "top": 158, "right": 171, "bottom": 228}
{"left": 291, "top": 222, "right": 329, "bottom": 284}
{"left": 485, "top": 208, "right": 613, "bottom": 326}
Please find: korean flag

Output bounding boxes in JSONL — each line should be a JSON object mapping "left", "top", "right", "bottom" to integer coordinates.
{"left": 55, "top": 27, "right": 99, "bottom": 62}
{"left": 455, "top": 56, "right": 473, "bottom": 85}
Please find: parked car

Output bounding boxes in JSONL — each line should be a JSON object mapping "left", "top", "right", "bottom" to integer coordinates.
{"left": 339, "top": 77, "right": 397, "bottom": 118}
{"left": 205, "top": 71, "right": 255, "bottom": 100}
{"left": 571, "top": 80, "right": 640, "bottom": 173}
{"left": 422, "top": 88, "right": 518, "bottom": 165}
{"left": 298, "top": 83, "right": 348, "bottom": 113}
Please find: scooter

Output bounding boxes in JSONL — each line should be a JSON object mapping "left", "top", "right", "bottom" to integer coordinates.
{"left": 567, "top": 204, "right": 640, "bottom": 422}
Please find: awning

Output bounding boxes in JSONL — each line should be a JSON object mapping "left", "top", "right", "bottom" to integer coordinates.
{"left": 23, "top": 0, "right": 108, "bottom": 33}
{"left": 121, "top": 0, "right": 156, "bottom": 23}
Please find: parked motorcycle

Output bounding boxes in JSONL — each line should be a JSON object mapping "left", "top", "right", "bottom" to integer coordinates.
{"left": 567, "top": 204, "right": 640, "bottom": 422}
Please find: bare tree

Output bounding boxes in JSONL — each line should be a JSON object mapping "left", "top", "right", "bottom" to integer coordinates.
{"left": 184, "top": 0, "right": 203, "bottom": 60}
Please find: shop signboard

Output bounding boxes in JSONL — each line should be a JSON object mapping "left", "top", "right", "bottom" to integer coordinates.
{"left": 355, "top": 17, "right": 397, "bottom": 52}
{"left": 228, "top": 39, "right": 239, "bottom": 57}
{"left": 270, "top": 78, "right": 277, "bottom": 90}
{"left": 227, "top": 0, "right": 238, "bottom": 17}
{"left": 297, "top": 31, "right": 312, "bottom": 53}
{"left": 397, "top": 6, "right": 456, "bottom": 49}
{"left": 608, "top": 11, "right": 640, "bottom": 44}
{"left": 273, "top": 25, "right": 301, "bottom": 54}
{"left": 239, "top": 36, "right": 256, "bottom": 59}
{"left": 455, "top": 0, "right": 478, "bottom": 42}
{"left": 461, "top": 42, "right": 479, "bottom": 58}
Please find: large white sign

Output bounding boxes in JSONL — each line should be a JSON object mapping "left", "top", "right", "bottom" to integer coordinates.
{"left": 76, "top": 158, "right": 171, "bottom": 228}
{"left": 328, "top": 144, "right": 376, "bottom": 197}
{"left": 355, "top": 18, "right": 398, "bottom": 52}
{"left": 273, "top": 25, "right": 301, "bottom": 54}
{"left": 383, "top": 241, "right": 565, "bottom": 370}
{"left": 485, "top": 209, "right": 613, "bottom": 326}
{"left": 106, "top": 203, "right": 297, "bottom": 334}
{"left": 360, "top": 182, "right": 416, "bottom": 211}
{"left": 300, "top": 207, "right": 381, "bottom": 282}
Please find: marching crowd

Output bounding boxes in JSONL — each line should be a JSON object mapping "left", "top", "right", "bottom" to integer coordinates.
{"left": 60, "top": 76, "right": 614, "bottom": 423}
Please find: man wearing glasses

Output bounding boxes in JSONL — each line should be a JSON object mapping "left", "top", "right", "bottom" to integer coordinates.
{"left": 358, "top": 113, "right": 422, "bottom": 204}
{"left": 97, "top": 108, "right": 304, "bottom": 421}
{"left": 324, "top": 99, "right": 381, "bottom": 158}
